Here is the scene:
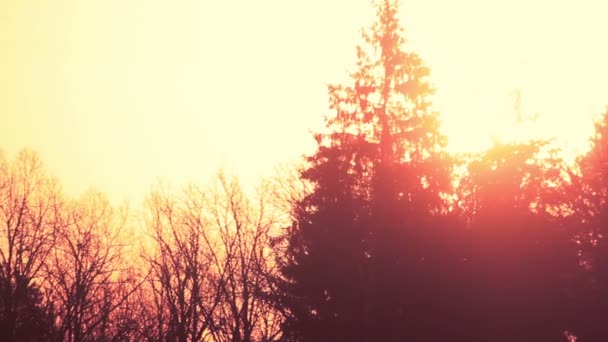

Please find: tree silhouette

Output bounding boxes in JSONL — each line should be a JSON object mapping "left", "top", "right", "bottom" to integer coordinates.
{"left": 142, "top": 174, "right": 282, "bottom": 342}
{"left": 278, "top": 1, "right": 452, "bottom": 340}
{"left": 46, "top": 191, "right": 138, "bottom": 342}
{"left": 0, "top": 269, "right": 56, "bottom": 341}
{"left": 568, "top": 108, "right": 608, "bottom": 339}
{"left": 0, "top": 150, "right": 63, "bottom": 341}
{"left": 143, "top": 183, "right": 223, "bottom": 341}
{"left": 454, "top": 141, "right": 581, "bottom": 341}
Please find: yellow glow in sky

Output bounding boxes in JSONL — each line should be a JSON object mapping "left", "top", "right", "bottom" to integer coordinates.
{"left": 1, "top": 0, "right": 607, "bottom": 204}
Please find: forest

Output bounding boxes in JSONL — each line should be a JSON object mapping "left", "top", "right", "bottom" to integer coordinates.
{"left": 2, "top": 1, "right": 608, "bottom": 341}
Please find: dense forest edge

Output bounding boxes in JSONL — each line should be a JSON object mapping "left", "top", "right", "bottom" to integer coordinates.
{"left": 2, "top": 1, "right": 608, "bottom": 341}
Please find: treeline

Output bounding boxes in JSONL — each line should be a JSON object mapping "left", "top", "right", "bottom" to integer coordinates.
{"left": 0, "top": 151, "right": 286, "bottom": 341}
{"left": 3, "top": 0, "right": 608, "bottom": 341}
{"left": 275, "top": 1, "right": 608, "bottom": 341}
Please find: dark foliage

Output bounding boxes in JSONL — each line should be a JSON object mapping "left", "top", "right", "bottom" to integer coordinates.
{"left": 0, "top": 270, "right": 57, "bottom": 341}
{"left": 277, "top": 1, "right": 602, "bottom": 341}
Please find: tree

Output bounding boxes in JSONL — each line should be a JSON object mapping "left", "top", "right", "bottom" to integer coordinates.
{"left": 568, "top": 108, "right": 608, "bottom": 339}
{"left": 454, "top": 141, "right": 581, "bottom": 341}
{"left": 0, "top": 268, "right": 56, "bottom": 341}
{"left": 0, "top": 149, "right": 63, "bottom": 341}
{"left": 142, "top": 173, "right": 282, "bottom": 342}
{"left": 206, "top": 174, "right": 283, "bottom": 342}
{"left": 143, "top": 183, "right": 221, "bottom": 342}
{"left": 278, "top": 1, "right": 452, "bottom": 340}
{"left": 46, "top": 191, "right": 138, "bottom": 342}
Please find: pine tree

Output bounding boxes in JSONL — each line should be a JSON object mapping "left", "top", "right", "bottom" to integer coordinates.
{"left": 0, "top": 265, "right": 57, "bottom": 341}
{"left": 456, "top": 141, "right": 580, "bottom": 341}
{"left": 278, "top": 1, "right": 452, "bottom": 340}
{"left": 569, "top": 109, "right": 608, "bottom": 339}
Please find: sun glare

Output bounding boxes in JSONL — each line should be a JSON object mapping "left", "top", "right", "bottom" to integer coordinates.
{"left": 1, "top": 0, "right": 607, "bottom": 202}
{"left": 401, "top": 0, "right": 608, "bottom": 163}
{"left": 437, "top": 87, "right": 598, "bottom": 162}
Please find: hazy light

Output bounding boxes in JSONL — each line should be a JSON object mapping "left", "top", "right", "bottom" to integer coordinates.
{"left": 1, "top": 0, "right": 606, "bottom": 204}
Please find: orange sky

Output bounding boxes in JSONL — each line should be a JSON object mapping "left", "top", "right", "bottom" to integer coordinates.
{"left": 1, "top": 0, "right": 607, "bottom": 205}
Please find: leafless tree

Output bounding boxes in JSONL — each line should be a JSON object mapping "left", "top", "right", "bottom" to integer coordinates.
{"left": 142, "top": 172, "right": 283, "bottom": 341}
{"left": 207, "top": 173, "right": 283, "bottom": 342}
{"left": 267, "top": 162, "right": 313, "bottom": 224}
{"left": 142, "top": 182, "right": 223, "bottom": 342}
{"left": 46, "top": 190, "right": 140, "bottom": 341}
{"left": 0, "top": 149, "right": 64, "bottom": 339}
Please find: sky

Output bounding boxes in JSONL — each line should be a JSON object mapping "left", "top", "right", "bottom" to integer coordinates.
{"left": 1, "top": 0, "right": 608, "bottom": 205}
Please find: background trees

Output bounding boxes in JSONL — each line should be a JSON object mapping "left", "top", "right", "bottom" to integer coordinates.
{"left": 0, "top": 150, "right": 283, "bottom": 342}
{"left": 141, "top": 174, "right": 283, "bottom": 342}
{"left": 0, "top": 151, "right": 146, "bottom": 341}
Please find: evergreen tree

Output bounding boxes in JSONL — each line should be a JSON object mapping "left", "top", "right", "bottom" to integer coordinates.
{"left": 0, "top": 267, "right": 57, "bottom": 341}
{"left": 278, "top": 1, "right": 452, "bottom": 340}
{"left": 456, "top": 141, "right": 580, "bottom": 341}
{"left": 569, "top": 109, "right": 608, "bottom": 339}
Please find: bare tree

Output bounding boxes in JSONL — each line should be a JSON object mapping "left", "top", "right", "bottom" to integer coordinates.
{"left": 267, "top": 162, "right": 313, "bottom": 227}
{"left": 46, "top": 190, "right": 138, "bottom": 341}
{"left": 142, "top": 173, "right": 283, "bottom": 342}
{"left": 207, "top": 173, "right": 283, "bottom": 342}
{"left": 143, "top": 183, "right": 222, "bottom": 342}
{"left": 0, "top": 149, "right": 63, "bottom": 340}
